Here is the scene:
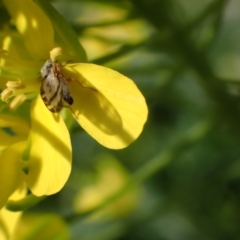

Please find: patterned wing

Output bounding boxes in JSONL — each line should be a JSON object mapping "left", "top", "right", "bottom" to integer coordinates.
{"left": 59, "top": 76, "right": 74, "bottom": 105}
{"left": 40, "top": 60, "right": 63, "bottom": 112}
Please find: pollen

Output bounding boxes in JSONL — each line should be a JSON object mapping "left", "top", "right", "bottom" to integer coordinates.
{"left": 1, "top": 88, "right": 13, "bottom": 102}
{"left": 6, "top": 80, "right": 25, "bottom": 90}
{"left": 50, "top": 47, "right": 63, "bottom": 61}
{"left": 9, "top": 94, "right": 27, "bottom": 111}
{"left": 1, "top": 80, "right": 26, "bottom": 103}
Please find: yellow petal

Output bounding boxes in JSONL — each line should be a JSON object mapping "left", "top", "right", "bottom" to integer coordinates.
{"left": 1, "top": 35, "right": 41, "bottom": 73}
{"left": 0, "top": 114, "right": 29, "bottom": 150}
{"left": 27, "top": 95, "right": 72, "bottom": 196}
{"left": 0, "top": 142, "right": 26, "bottom": 209}
{"left": 65, "top": 63, "right": 148, "bottom": 149}
{"left": 0, "top": 130, "right": 25, "bottom": 151}
{"left": 3, "top": 0, "right": 54, "bottom": 59}
{"left": 0, "top": 114, "right": 29, "bottom": 135}
{"left": 0, "top": 187, "right": 26, "bottom": 240}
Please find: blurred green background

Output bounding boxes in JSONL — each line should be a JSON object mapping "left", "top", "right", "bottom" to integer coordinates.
{"left": 12, "top": 0, "right": 240, "bottom": 239}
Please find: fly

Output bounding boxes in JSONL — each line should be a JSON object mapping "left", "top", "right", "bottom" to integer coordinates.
{"left": 40, "top": 59, "right": 74, "bottom": 113}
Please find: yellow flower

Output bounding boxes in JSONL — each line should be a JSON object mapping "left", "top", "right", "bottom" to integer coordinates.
{"left": 0, "top": 141, "right": 26, "bottom": 239}
{"left": 0, "top": 187, "right": 25, "bottom": 240}
{"left": 0, "top": 0, "right": 148, "bottom": 201}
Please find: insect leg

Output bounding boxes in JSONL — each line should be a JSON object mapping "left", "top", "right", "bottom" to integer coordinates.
{"left": 63, "top": 104, "right": 78, "bottom": 120}
{"left": 66, "top": 77, "right": 97, "bottom": 93}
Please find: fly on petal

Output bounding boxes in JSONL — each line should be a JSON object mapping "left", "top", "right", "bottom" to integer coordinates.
{"left": 40, "top": 59, "right": 74, "bottom": 113}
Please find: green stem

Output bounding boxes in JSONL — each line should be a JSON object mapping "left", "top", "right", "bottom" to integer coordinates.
{"left": 6, "top": 194, "right": 46, "bottom": 212}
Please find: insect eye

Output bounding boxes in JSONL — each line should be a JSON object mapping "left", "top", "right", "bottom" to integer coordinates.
{"left": 46, "top": 63, "right": 53, "bottom": 69}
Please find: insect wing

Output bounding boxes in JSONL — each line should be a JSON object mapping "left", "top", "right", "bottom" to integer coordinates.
{"left": 59, "top": 76, "right": 74, "bottom": 105}
{"left": 40, "top": 68, "right": 63, "bottom": 112}
{"left": 40, "top": 59, "right": 75, "bottom": 113}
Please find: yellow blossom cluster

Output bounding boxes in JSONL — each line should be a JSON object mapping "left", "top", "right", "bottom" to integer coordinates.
{"left": 0, "top": 0, "right": 148, "bottom": 238}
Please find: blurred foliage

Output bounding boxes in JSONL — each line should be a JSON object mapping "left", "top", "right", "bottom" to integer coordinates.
{"left": 5, "top": 0, "right": 240, "bottom": 239}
